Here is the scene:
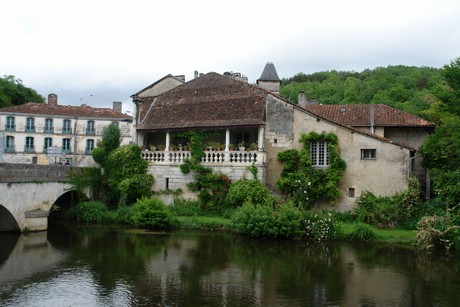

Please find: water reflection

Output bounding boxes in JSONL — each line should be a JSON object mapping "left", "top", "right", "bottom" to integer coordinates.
{"left": 0, "top": 223, "right": 459, "bottom": 306}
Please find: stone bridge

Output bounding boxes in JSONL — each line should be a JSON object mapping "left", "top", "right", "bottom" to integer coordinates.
{"left": 0, "top": 164, "right": 89, "bottom": 232}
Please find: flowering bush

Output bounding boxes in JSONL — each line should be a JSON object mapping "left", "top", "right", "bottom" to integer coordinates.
{"left": 301, "top": 211, "right": 341, "bottom": 242}
{"left": 415, "top": 210, "right": 459, "bottom": 253}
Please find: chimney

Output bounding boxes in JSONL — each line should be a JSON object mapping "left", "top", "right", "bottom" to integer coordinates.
{"left": 298, "top": 90, "right": 307, "bottom": 108}
{"left": 113, "top": 101, "right": 122, "bottom": 113}
{"left": 48, "top": 93, "right": 58, "bottom": 106}
{"left": 194, "top": 70, "right": 199, "bottom": 79}
{"left": 370, "top": 105, "right": 375, "bottom": 134}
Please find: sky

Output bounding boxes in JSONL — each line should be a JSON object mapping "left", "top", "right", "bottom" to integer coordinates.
{"left": 1, "top": 0, "right": 459, "bottom": 114}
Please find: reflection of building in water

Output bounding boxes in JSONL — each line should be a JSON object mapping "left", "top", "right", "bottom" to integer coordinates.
{"left": 0, "top": 232, "right": 67, "bottom": 284}
{"left": 340, "top": 246, "right": 410, "bottom": 306}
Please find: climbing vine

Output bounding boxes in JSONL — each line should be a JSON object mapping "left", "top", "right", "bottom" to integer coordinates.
{"left": 177, "top": 130, "right": 231, "bottom": 211}
{"left": 277, "top": 131, "right": 346, "bottom": 209}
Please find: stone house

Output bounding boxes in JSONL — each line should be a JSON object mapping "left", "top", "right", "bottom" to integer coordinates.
{"left": 0, "top": 94, "right": 133, "bottom": 166}
{"left": 133, "top": 63, "right": 432, "bottom": 210}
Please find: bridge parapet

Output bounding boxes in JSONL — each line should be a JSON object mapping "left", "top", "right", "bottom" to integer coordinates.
{"left": 0, "top": 163, "right": 73, "bottom": 183}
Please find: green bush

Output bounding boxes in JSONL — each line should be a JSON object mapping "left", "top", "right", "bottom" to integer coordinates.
{"left": 231, "top": 201, "right": 303, "bottom": 238}
{"left": 415, "top": 210, "right": 459, "bottom": 253}
{"left": 169, "top": 198, "right": 205, "bottom": 216}
{"left": 353, "top": 191, "right": 402, "bottom": 228}
{"left": 73, "top": 201, "right": 110, "bottom": 224}
{"left": 348, "top": 223, "right": 376, "bottom": 242}
{"left": 225, "top": 179, "right": 276, "bottom": 208}
{"left": 301, "top": 211, "right": 341, "bottom": 242}
{"left": 129, "top": 197, "right": 177, "bottom": 229}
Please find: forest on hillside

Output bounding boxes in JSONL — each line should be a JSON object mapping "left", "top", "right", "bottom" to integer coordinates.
{"left": 280, "top": 65, "right": 443, "bottom": 118}
{"left": 0, "top": 75, "right": 44, "bottom": 108}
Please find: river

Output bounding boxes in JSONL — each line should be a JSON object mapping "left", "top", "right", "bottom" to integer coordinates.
{"left": 1, "top": 222, "right": 459, "bottom": 306}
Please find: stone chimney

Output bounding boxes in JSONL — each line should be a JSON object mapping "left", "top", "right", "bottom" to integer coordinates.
{"left": 113, "top": 101, "right": 122, "bottom": 113}
{"left": 48, "top": 93, "right": 58, "bottom": 106}
{"left": 194, "top": 70, "right": 199, "bottom": 79}
{"left": 298, "top": 90, "right": 307, "bottom": 108}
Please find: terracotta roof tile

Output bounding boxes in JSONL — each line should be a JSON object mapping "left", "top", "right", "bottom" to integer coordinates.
{"left": 305, "top": 104, "right": 435, "bottom": 128}
{"left": 137, "top": 72, "right": 268, "bottom": 130}
{"left": 0, "top": 103, "right": 132, "bottom": 120}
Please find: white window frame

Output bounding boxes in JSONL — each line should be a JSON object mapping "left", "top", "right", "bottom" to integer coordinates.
{"left": 310, "top": 141, "right": 330, "bottom": 167}
{"left": 361, "top": 149, "right": 377, "bottom": 160}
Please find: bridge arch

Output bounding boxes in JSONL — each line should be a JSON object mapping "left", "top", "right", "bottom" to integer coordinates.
{"left": 0, "top": 205, "right": 20, "bottom": 232}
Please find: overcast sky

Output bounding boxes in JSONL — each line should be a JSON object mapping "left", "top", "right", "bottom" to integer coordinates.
{"left": 1, "top": 0, "right": 459, "bottom": 114}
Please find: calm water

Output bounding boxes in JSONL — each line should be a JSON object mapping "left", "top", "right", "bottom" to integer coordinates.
{"left": 1, "top": 222, "right": 459, "bottom": 307}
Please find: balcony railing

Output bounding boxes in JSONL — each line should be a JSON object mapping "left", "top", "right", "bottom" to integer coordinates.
{"left": 24, "top": 146, "right": 35, "bottom": 153}
{"left": 5, "top": 125, "right": 15, "bottom": 131}
{"left": 62, "top": 128, "right": 72, "bottom": 134}
{"left": 4, "top": 146, "right": 15, "bottom": 153}
{"left": 85, "top": 148, "right": 93, "bottom": 155}
{"left": 86, "top": 128, "right": 95, "bottom": 135}
{"left": 44, "top": 127, "right": 54, "bottom": 133}
{"left": 141, "top": 150, "right": 266, "bottom": 165}
{"left": 25, "top": 126, "right": 35, "bottom": 132}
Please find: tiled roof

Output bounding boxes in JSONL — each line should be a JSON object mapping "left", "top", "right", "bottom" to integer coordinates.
{"left": 305, "top": 104, "right": 435, "bottom": 128}
{"left": 257, "top": 62, "right": 281, "bottom": 82}
{"left": 137, "top": 72, "right": 268, "bottom": 130}
{"left": 0, "top": 103, "right": 132, "bottom": 120}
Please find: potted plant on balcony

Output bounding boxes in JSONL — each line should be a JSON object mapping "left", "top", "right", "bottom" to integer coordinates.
{"left": 150, "top": 145, "right": 157, "bottom": 151}
{"left": 249, "top": 142, "right": 258, "bottom": 151}
{"left": 229, "top": 144, "right": 235, "bottom": 151}
{"left": 238, "top": 141, "right": 245, "bottom": 151}
{"left": 157, "top": 144, "right": 165, "bottom": 151}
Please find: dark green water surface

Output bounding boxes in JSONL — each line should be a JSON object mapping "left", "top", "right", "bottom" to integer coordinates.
{"left": 1, "top": 222, "right": 459, "bottom": 306}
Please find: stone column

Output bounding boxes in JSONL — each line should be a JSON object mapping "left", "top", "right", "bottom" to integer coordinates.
{"left": 258, "top": 127, "right": 265, "bottom": 151}
{"left": 165, "top": 132, "right": 170, "bottom": 152}
{"left": 225, "top": 129, "right": 230, "bottom": 151}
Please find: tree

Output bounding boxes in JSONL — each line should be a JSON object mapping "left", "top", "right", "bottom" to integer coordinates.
{"left": 0, "top": 75, "right": 45, "bottom": 108}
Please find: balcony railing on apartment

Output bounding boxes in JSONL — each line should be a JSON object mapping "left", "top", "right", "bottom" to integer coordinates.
{"left": 86, "top": 128, "right": 96, "bottom": 135}
{"left": 44, "top": 127, "right": 54, "bottom": 133}
{"left": 24, "top": 146, "right": 35, "bottom": 153}
{"left": 5, "top": 125, "right": 15, "bottom": 131}
{"left": 4, "top": 146, "right": 15, "bottom": 153}
{"left": 62, "top": 128, "right": 72, "bottom": 134}
{"left": 85, "top": 148, "right": 93, "bottom": 155}
{"left": 25, "top": 126, "right": 35, "bottom": 132}
{"left": 141, "top": 150, "right": 265, "bottom": 165}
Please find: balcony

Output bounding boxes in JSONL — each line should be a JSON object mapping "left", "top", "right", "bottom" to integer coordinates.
{"left": 4, "top": 146, "right": 15, "bottom": 153}
{"left": 44, "top": 127, "right": 54, "bottom": 133}
{"left": 25, "top": 126, "right": 35, "bottom": 132}
{"left": 5, "top": 125, "right": 15, "bottom": 131}
{"left": 63, "top": 148, "right": 71, "bottom": 154}
{"left": 86, "top": 128, "right": 95, "bottom": 135}
{"left": 24, "top": 146, "right": 35, "bottom": 153}
{"left": 62, "top": 128, "right": 72, "bottom": 134}
{"left": 141, "top": 150, "right": 266, "bottom": 166}
{"left": 85, "top": 148, "right": 93, "bottom": 155}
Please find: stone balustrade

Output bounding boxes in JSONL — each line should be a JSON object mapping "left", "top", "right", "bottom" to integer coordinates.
{"left": 141, "top": 150, "right": 265, "bottom": 165}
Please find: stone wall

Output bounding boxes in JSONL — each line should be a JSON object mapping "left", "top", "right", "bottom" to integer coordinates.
{"left": 0, "top": 163, "right": 72, "bottom": 183}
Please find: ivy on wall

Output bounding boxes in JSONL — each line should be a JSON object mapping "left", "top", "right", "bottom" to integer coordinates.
{"left": 277, "top": 131, "right": 346, "bottom": 208}
{"left": 177, "top": 130, "right": 231, "bottom": 210}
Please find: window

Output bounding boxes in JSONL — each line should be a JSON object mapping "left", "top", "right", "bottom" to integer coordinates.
{"left": 26, "top": 117, "right": 35, "bottom": 132}
{"left": 86, "top": 139, "right": 94, "bottom": 154}
{"left": 5, "top": 136, "right": 14, "bottom": 152}
{"left": 45, "top": 118, "right": 53, "bottom": 133}
{"left": 361, "top": 149, "right": 377, "bottom": 160}
{"left": 44, "top": 137, "right": 52, "bottom": 152}
{"left": 25, "top": 137, "right": 34, "bottom": 152}
{"left": 310, "top": 141, "right": 329, "bottom": 166}
{"left": 6, "top": 116, "right": 15, "bottom": 131}
{"left": 63, "top": 119, "right": 72, "bottom": 134}
{"left": 63, "top": 138, "right": 71, "bottom": 153}
{"left": 348, "top": 188, "right": 355, "bottom": 198}
{"left": 86, "top": 120, "right": 95, "bottom": 135}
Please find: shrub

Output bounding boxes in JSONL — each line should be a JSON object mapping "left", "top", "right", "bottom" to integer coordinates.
{"left": 231, "top": 201, "right": 303, "bottom": 238}
{"left": 353, "top": 191, "right": 401, "bottom": 228}
{"left": 225, "top": 179, "right": 276, "bottom": 208}
{"left": 73, "top": 201, "right": 109, "bottom": 224}
{"left": 129, "top": 197, "right": 177, "bottom": 229}
{"left": 169, "top": 198, "right": 205, "bottom": 216}
{"left": 301, "top": 211, "right": 341, "bottom": 242}
{"left": 348, "top": 223, "right": 376, "bottom": 242}
{"left": 415, "top": 210, "right": 459, "bottom": 253}
{"left": 231, "top": 201, "right": 277, "bottom": 238}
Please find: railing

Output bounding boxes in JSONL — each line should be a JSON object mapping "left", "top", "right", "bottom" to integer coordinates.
{"left": 141, "top": 150, "right": 265, "bottom": 165}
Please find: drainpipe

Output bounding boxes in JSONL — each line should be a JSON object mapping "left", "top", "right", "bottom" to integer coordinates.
{"left": 73, "top": 117, "right": 78, "bottom": 164}
{"left": 409, "top": 151, "right": 417, "bottom": 177}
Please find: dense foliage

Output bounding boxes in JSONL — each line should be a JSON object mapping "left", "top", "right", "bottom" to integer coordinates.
{"left": 73, "top": 201, "right": 110, "bottom": 224}
{"left": 277, "top": 132, "right": 346, "bottom": 208}
{"left": 127, "top": 197, "right": 177, "bottom": 229}
{"left": 225, "top": 179, "right": 277, "bottom": 208}
{"left": 280, "top": 65, "right": 442, "bottom": 116}
{"left": 0, "top": 75, "right": 45, "bottom": 108}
